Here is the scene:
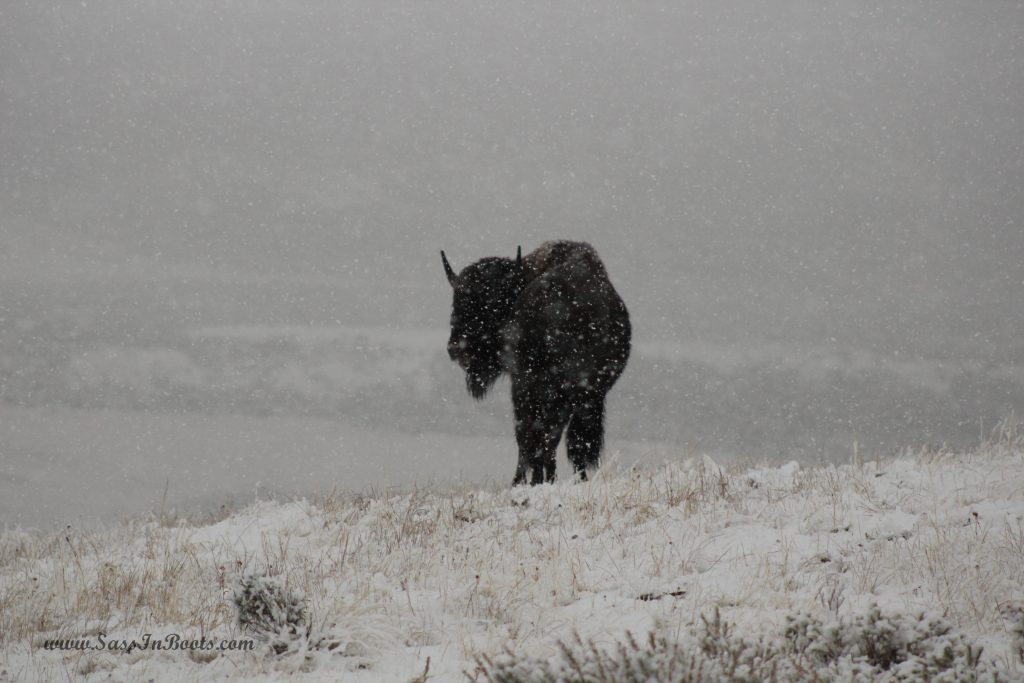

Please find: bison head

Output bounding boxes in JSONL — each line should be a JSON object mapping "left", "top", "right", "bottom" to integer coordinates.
{"left": 442, "top": 247, "right": 525, "bottom": 399}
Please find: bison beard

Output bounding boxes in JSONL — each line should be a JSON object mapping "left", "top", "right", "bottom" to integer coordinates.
{"left": 463, "top": 340, "right": 502, "bottom": 399}
{"left": 442, "top": 241, "right": 631, "bottom": 485}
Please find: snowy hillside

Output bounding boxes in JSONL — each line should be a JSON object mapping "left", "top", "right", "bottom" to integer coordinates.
{"left": 2, "top": 430, "right": 1023, "bottom": 682}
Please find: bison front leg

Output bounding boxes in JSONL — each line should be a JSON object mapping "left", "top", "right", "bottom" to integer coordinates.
{"left": 513, "top": 385, "right": 570, "bottom": 486}
{"left": 513, "top": 413, "right": 563, "bottom": 486}
{"left": 512, "top": 400, "right": 534, "bottom": 485}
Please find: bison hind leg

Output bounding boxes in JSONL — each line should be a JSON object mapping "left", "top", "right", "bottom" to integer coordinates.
{"left": 567, "top": 396, "right": 606, "bottom": 478}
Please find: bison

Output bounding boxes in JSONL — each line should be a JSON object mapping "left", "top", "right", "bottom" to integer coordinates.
{"left": 441, "top": 240, "right": 631, "bottom": 485}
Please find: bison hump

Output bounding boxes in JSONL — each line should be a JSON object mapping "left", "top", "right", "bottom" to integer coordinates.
{"left": 522, "top": 240, "right": 608, "bottom": 283}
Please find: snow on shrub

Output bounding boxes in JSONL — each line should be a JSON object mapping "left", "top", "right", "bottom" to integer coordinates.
{"left": 232, "top": 573, "right": 309, "bottom": 655}
{"left": 473, "top": 603, "right": 1009, "bottom": 683}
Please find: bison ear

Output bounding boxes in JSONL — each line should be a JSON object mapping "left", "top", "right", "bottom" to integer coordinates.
{"left": 515, "top": 245, "right": 523, "bottom": 271}
{"left": 441, "top": 250, "right": 457, "bottom": 287}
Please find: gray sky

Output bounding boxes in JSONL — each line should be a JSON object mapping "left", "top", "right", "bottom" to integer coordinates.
{"left": 2, "top": 1, "right": 1023, "bottom": 523}
{"left": 2, "top": 0, "right": 1022, "bottom": 344}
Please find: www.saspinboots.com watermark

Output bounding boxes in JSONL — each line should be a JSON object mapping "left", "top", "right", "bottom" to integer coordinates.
{"left": 42, "top": 633, "right": 255, "bottom": 655}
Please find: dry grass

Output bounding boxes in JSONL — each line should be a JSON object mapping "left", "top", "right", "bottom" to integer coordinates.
{"left": 1, "top": 425, "right": 1022, "bottom": 680}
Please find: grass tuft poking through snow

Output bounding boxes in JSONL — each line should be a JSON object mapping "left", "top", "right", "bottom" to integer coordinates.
{"left": 474, "top": 603, "right": 1001, "bottom": 682}
{"left": 1, "top": 423, "right": 1023, "bottom": 681}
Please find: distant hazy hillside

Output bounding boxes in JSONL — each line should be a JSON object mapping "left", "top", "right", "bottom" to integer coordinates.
{"left": 3, "top": 282, "right": 1021, "bottom": 461}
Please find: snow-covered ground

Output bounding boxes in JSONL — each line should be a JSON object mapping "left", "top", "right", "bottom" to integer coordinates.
{"left": 2, "top": 431, "right": 1023, "bottom": 681}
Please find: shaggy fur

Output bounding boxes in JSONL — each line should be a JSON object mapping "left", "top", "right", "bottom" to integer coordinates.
{"left": 442, "top": 241, "right": 631, "bottom": 485}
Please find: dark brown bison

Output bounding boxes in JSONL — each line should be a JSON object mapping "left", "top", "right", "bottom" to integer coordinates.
{"left": 441, "top": 240, "right": 631, "bottom": 485}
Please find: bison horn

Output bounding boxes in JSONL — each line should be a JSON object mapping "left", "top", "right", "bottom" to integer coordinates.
{"left": 515, "top": 245, "right": 522, "bottom": 270}
{"left": 441, "top": 250, "right": 457, "bottom": 286}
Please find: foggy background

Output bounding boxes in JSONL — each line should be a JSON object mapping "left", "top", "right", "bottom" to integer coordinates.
{"left": 2, "top": 1, "right": 1022, "bottom": 526}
